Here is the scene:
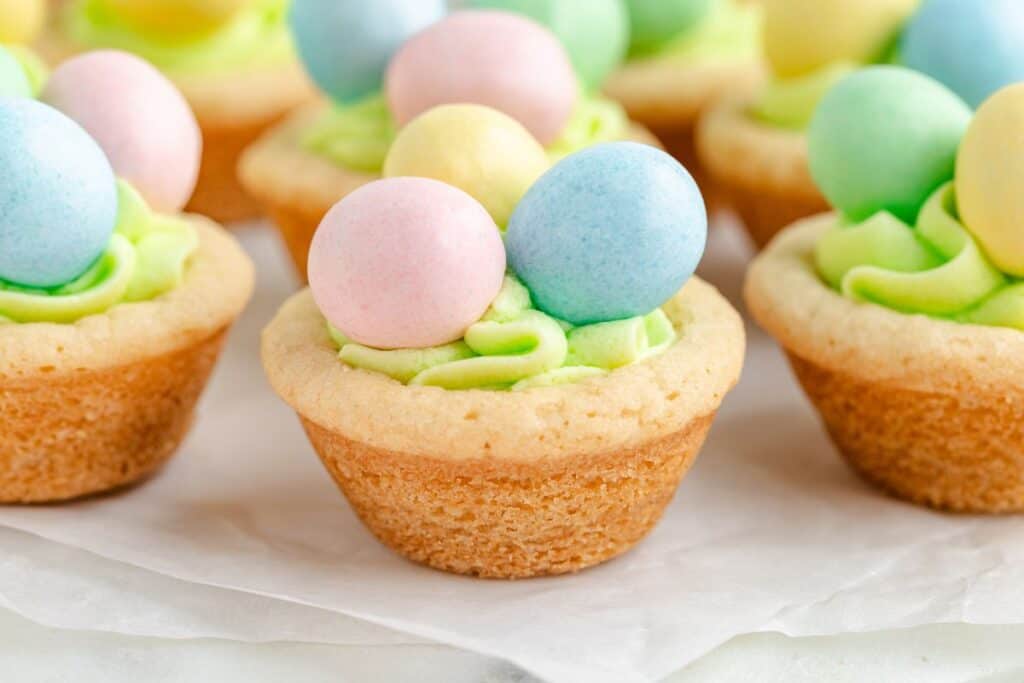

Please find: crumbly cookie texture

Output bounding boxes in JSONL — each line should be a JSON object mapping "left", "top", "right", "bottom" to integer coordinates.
{"left": 0, "top": 219, "right": 254, "bottom": 502}
{"left": 264, "top": 277, "right": 744, "bottom": 463}
{"left": 697, "top": 97, "right": 828, "bottom": 247}
{"left": 746, "top": 216, "right": 1024, "bottom": 512}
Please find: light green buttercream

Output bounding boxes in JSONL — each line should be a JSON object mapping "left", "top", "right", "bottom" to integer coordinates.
{"left": 815, "top": 182, "right": 1024, "bottom": 329}
{"left": 0, "top": 181, "right": 198, "bottom": 324}
{"left": 329, "top": 276, "right": 679, "bottom": 390}
{"left": 303, "top": 94, "right": 631, "bottom": 174}
{"left": 63, "top": 0, "right": 293, "bottom": 74}
{"left": 637, "top": 0, "right": 760, "bottom": 64}
{"left": 751, "top": 62, "right": 854, "bottom": 130}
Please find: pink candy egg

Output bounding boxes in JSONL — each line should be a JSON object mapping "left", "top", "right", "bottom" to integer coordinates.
{"left": 386, "top": 10, "right": 578, "bottom": 146}
{"left": 41, "top": 50, "right": 201, "bottom": 214}
{"left": 308, "top": 177, "right": 507, "bottom": 350}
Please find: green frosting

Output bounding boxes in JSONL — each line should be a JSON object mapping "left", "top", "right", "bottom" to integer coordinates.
{"left": 63, "top": 0, "right": 293, "bottom": 74}
{"left": 750, "top": 62, "right": 854, "bottom": 130}
{"left": 0, "top": 45, "right": 31, "bottom": 97}
{"left": 303, "top": 94, "right": 631, "bottom": 173}
{"left": 8, "top": 46, "right": 48, "bottom": 95}
{"left": 329, "top": 275, "right": 679, "bottom": 391}
{"left": 633, "top": 0, "right": 760, "bottom": 64}
{"left": 815, "top": 182, "right": 1024, "bottom": 329}
{"left": 0, "top": 181, "right": 199, "bottom": 324}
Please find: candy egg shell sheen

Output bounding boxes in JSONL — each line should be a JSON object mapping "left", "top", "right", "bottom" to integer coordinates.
{"left": 383, "top": 104, "right": 550, "bottom": 228}
{"left": 308, "top": 177, "right": 507, "bottom": 350}
{"left": 902, "top": 0, "right": 1024, "bottom": 109}
{"left": 42, "top": 50, "right": 202, "bottom": 214}
{"left": 0, "top": 46, "right": 31, "bottom": 98}
{"left": 386, "top": 10, "right": 578, "bottom": 145}
{"left": 808, "top": 66, "right": 971, "bottom": 223}
{"left": 0, "top": 0, "right": 46, "bottom": 44}
{"left": 507, "top": 142, "right": 707, "bottom": 326}
{"left": 624, "top": 0, "right": 714, "bottom": 54}
{"left": 99, "top": 0, "right": 251, "bottom": 36}
{"left": 0, "top": 99, "right": 118, "bottom": 289}
{"left": 290, "top": 0, "right": 448, "bottom": 104}
{"left": 762, "top": 0, "right": 919, "bottom": 78}
{"left": 467, "top": 0, "right": 628, "bottom": 90}
{"left": 956, "top": 84, "right": 1024, "bottom": 277}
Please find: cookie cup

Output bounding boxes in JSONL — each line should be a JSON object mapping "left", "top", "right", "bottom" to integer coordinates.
{"left": 0, "top": 220, "right": 254, "bottom": 503}
{"left": 262, "top": 279, "right": 744, "bottom": 578}
{"left": 604, "top": 58, "right": 763, "bottom": 204}
{"left": 697, "top": 96, "right": 827, "bottom": 248}
{"left": 38, "top": 30, "right": 315, "bottom": 223}
{"left": 746, "top": 216, "right": 1024, "bottom": 513}
{"left": 239, "top": 102, "right": 663, "bottom": 281}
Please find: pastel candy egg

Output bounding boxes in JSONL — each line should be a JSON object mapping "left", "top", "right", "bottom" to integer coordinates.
{"left": 308, "top": 177, "right": 507, "bottom": 350}
{"left": 808, "top": 66, "right": 971, "bottom": 223}
{"left": 956, "top": 84, "right": 1024, "bottom": 277}
{"left": 623, "top": 0, "right": 713, "bottom": 54}
{"left": 0, "top": 0, "right": 46, "bottom": 44}
{"left": 290, "top": 0, "right": 447, "bottom": 104}
{"left": 0, "top": 99, "right": 118, "bottom": 288}
{"left": 507, "top": 142, "right": 707, "bottom": 325}
{"left": 42, "top": 51, "right": 201, "bottom": 214}
{"left": 99, "top": 0, "right": 250, "bottom": 37}
{"left": 467, "top": 0, "right": 627, "bottom": 89}
{"left": 902, "top": 0, "right": 1024, "bottom": 109}
{"left": 763, "top": 0, "right": 918, "bottom": 78}
{"left": 383, "top": 104, "right": 550, "bottom": 228}
{"left": 0, "top": 46, "right": 31, "bottom": 98}
{"left": 386, "top": 10, "right": 578, "bottom": 145}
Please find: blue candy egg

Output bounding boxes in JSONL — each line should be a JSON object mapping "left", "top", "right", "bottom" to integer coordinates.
{"left": 0, "top": 47, "right": 31, "bottom": 98}
{"left": 0, "top": 98, "right": 118, "bottom": 288}
{"left": 290, "top": 0, "right": 447, "bottom": 104}
{"left": 902, "top": 0, "right": 1024, "bottom": 108}
{"left": 507, "top": 142, "right": 707, "bottom": 325}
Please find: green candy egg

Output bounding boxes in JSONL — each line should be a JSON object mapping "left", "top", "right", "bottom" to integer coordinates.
{"left": 468, "top": 0, "right": 627, "bottom": 90}
{"left": 0, "top": 46, "right": 31, "bottom": 98}
{"left": 808, "top": 66, "right": 971, "bottom": 223}
{"left": 624, "top": 0, "right": 713, "bottom": 55}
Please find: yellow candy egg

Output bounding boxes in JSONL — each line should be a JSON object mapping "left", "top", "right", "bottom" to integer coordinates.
{"left": 0, "top": 0, "right": 46, "bottom": 44}
{"left": 383, "top": 104, "right": 551, "bottom": 228}
{"left": 762, "top": 0, "right": 919, "bottom": 78}
{"left": 956, "top": 84, "right": 1024, "bottom": 277}
{"left": 101, "top": 0, "right": 250, "bottom": 37}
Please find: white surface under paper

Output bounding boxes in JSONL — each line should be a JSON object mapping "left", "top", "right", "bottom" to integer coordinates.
{"left": 2, "top": 219, "right": 1024, "bottom": 683}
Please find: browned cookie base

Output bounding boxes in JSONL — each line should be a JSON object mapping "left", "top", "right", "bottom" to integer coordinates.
{"left": 719, "top": 180, "right": 829, "bottom": 249}
{"left": 0, "top": 328, "right": 228, "bottom": 503}
{"left": 788, "top": 354, "right": 1024, "bottom": 514}
{"left": 303, "top": 413, "right": 714, "bottom": 578}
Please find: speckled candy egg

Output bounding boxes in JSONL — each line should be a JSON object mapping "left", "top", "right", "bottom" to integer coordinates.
{"left": 467, "top": 0, "right": 627, "bottom": 89}
{"left": 623, "top": 0, "right": 713, "bottom": 54}
{"left": 308, "top": 177, "right": 507, "bottom": 350}
{"left": 956, "top": 84, "right": 1024, "bottom": 277}
{"left": 0, "top": 99, "right": 118, "bottom": 288}
{"left": 290, "top": 0, "right": 447, "bottom": 104}
{"left": 383, "top": 104, "right": 550, "bottom": 228}
{"left": 902, "top": 0, "right": 1024, "bottom": 109}
{"left": 386, "top": 10, "right": 578, "bottom": 145}
{"left": 42, "top": 51, "right": 202, "bottom": 214}
{"left": 0, "top": 46, "right": 31, "bottom": 98}
{"left": 100, "top": 0, "right": 250, "bottom": 37}
{"left": 763, "top": 0, "right": 919, "bottom": 78}
{"left": 0, "top": 0, "right": 46, "bottom": 44}
{"left": 808, "top": 66, "right": 971, "bottom": 223}
{"left": 506, "top": 142, "right": 706, "bottom": 326}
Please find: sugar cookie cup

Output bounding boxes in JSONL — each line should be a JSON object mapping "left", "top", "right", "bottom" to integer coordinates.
{"left": 746, "top": 217, "right": 1024, "bottom": 513}
{"left": 263, "top": 279, "right": 743, "bottom": 578}
{"left": 239, "top": 103, "right": 660, "bottom": 281}
{"left": 40, "top": 1, "right": 315, "bottom": 223}
{"left": 696, "top": 95, "right": 827, "bottom": 248}
{"left": 1, "top": 219, "right": 253, "bottom": 503}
